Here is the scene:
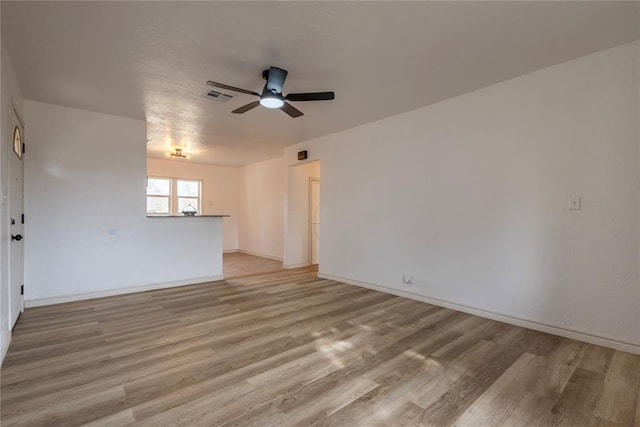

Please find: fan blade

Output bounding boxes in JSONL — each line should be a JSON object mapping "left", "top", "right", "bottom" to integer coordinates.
{"left": 265, "top": 67, "right": 288, "bottom": 94}
{"left": 286, "top": 92, "right": 335, "bottom": 102}
{"left": 280, "top": 102, "right": 303, "bottom": 118}
{"left": 232, "top": 101, "right": 261, "bottom": 114}
{"left": 206, "top": 81, "right": 260, "bottom": 97}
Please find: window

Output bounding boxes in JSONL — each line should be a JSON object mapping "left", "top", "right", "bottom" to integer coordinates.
{"left": 177, "top": 180, "right": 200, "bottom": 213}
{"left": 13, "top": 126, "right": 22, "bottom": 159}
{"left": 146, "top": 177, "right": 202, "bottom": 215}
{"left": 147, "top": 177, "right": 171, "bottom": 214}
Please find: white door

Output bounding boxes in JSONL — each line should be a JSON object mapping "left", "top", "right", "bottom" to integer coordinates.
{"left": 8, "top": 120, "right": 24, "bottom": 328}
{"left": 309, "top": 179, "right": 320, "bottom": 265}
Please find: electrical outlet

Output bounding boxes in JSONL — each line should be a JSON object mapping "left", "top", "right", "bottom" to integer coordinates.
{"left": 568, "top": 196, "right": 581, "bottom": 210}
{"left": 402, "top": 274, "right": 413, "bottom": 285}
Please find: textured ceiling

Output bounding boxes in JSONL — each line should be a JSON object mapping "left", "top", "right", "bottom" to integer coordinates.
{"left": 2, "top": 1, "right": 638, "bottom": 166}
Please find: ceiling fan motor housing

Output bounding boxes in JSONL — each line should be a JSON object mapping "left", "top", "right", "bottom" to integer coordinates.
{"left": 263, "top": 67, "right": 288, "bottom": 95}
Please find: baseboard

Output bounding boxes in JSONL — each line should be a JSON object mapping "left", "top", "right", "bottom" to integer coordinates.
{"left": 317, "top": 272, "right": 640, "bottom": 355}
{"left": 25, "top": 275, "right": 225, "bottom": 308}
{"left": 237, "top": 249, "right": 283, "bottom": 262}
{"left": 284, "top": 262, "right": 311, "bottom": 269}
{"left": 1, "top": 329, "right": 11, "bottom": 367}
{"left": 223, "top": 249, "right": 239, "bottom": 254}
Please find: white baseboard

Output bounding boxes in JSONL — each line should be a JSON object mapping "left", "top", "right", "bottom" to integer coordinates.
{"left": 284, "top": 262, "right": 311, "bottom": 269}
{"left": 25, "top": 275, "right": 224, "bottom": 308}
{"left": 1, "top": 329, "right": 11, "bottom": 367}
{"left": 237, "top": 249, "right": 283, "bottom": 262}
{"left": 223, "top": 249, "right": 239, "bottom": 254}
{"left": 317, "top": 272, "right": 640, "bottom": 355}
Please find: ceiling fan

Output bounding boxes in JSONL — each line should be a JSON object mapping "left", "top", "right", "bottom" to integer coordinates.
{"left": 206, "top": 66, "right": 335, "bottom": 118}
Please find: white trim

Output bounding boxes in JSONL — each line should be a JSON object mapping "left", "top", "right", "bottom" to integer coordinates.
{"left": 146, "top": 176, "right": 203, "bottom": 216}
{"left": 284, "top": 262, "right": 311, "bottom": 269}
{"left": 223, "top": 249, "right": 239, "bottom": 254}
{"left": 308, "top": 177, "right": 320, "bottom": 266}
{"left": 1, "top": 330, "right": 11, "bottom": 367}
{"left": 238, "top": 249, "right": 283, "bottom": 262}
{"left": 25, "top": 276, "right": 224, "bottom": 308}
{"left": 317, "top": 272, "right": 640, "bottom": 355}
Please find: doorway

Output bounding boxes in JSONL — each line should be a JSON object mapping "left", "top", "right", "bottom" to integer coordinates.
{"left": 284, "top": 160, "right": 320, "bottom": 268}
{"left": 8, "top": 113, "right": 24, "bottom": 329}
{"left": 309, "top": 178, "right": 320, "bottom": 265}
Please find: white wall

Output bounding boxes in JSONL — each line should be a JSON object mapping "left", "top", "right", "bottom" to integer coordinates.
{"left": 284, "top": 42, "right": 640, "bottom": 351}
{"left": 238, "top": 157, "right": 285, "bottom": 260}
{"left": 0, "top": 41, "right": 23, "bottom": 364}
{"left": 284, "top": 161, "right": 320, "bottom": 268}
{"left": 147, "top": 158, "right": 239, "bottom": 251}
{"left": 24, "top": 101, "right": 223, "bottom": 304}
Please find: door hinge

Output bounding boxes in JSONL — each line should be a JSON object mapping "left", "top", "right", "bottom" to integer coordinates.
{"left": 21, "top": 213, "right": 24, "bottom": 224}
{"left": 22, "top": 143, "right": 25, "bottom": 154}
{"left": 21, "top": 285, "right": 24, "bottom": 295}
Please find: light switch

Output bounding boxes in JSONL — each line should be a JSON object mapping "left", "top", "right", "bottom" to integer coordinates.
{"left": 568, "top": 196, "right": 581, "bottom": 210}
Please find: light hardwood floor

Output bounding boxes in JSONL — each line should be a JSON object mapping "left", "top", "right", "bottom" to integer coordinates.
{"left": 2, "top": 267, "right": 639, "bottom": 426}
{"left": 223, "top": 252, "right": 285, "bottom": 279}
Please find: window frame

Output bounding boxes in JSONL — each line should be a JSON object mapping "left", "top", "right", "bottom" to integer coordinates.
{"left": 176, "top": 178, "right": 202, "bottom": 214}
{"left": 146, "top": 176, "right": 172, "bottom": 215}
{"left": 146, "top": 176, "right": 202, "bottom": 216}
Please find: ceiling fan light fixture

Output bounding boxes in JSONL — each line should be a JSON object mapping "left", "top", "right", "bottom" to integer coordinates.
{"left": 259, "top": 96, "right": 284, "bottom": 109}
{"left": 207, "top": 66, "right": 334, "bottom": 117}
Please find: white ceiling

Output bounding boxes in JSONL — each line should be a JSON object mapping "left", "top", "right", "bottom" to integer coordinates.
{"left": 2, "top": 1, "right": 638, "bottom": 166}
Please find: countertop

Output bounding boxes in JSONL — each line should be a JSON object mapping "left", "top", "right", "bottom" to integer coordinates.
{"left": 147, "top": 215, "right": 230, "bottom": 218}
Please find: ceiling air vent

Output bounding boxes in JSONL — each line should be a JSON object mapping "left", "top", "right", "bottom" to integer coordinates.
{"left": 204, "top": 90, "right": 234, "bottom": 102}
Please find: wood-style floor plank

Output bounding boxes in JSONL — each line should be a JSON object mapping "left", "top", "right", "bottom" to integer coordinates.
{"left": 223, "top": 252, "right": 285, "bottom": 279}
{"left": 2, "top": 265, "right": 639, "bottom": 426}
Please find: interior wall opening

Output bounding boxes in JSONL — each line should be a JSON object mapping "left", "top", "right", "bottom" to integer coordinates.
{"left": 285, "top": 160, "right": 320, "bottom": 269}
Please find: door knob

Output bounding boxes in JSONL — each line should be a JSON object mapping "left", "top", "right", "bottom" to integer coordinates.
{"left": 11, "top": 234, "right": 23, "bottom": 241}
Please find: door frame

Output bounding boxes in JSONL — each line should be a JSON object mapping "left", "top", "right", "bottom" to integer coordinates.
{"left": 308, "top": 177, "right": 320, "bottom": 266}
{"left": 7, "top": 105, "right": 25, "bottom": 329}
